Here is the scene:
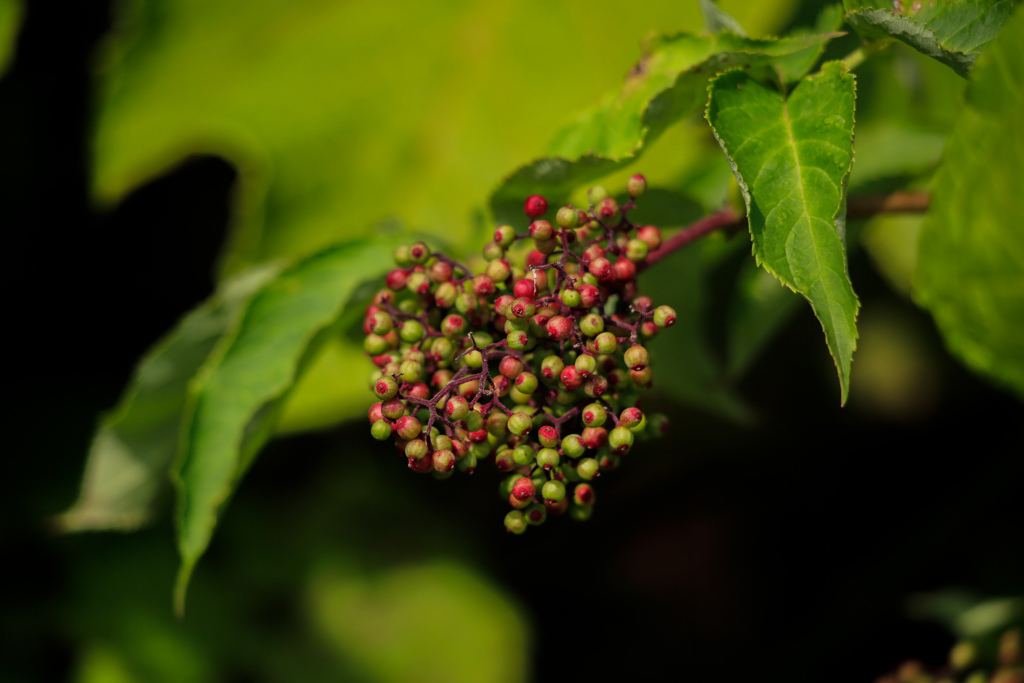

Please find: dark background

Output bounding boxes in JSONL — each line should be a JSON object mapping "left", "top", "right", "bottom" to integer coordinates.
{"left": 2, "top": 2, "right": 1021, "bottom": 682}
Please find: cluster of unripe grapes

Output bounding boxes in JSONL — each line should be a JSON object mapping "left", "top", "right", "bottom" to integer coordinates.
{"left": 363, "top": 174, "right": 675, "bottom": 532}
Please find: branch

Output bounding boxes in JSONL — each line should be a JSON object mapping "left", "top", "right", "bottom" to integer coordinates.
{"left": 637, "top": 191, "right": 930, "bottom": 271}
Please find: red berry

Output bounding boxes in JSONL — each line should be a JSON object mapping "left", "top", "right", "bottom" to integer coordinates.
{"left": 560, "top": 366, "right": 583, "bottom": 391}
{"left": 613, "top": 258, "right": 636, "bottom": 281}
{"left": 511, "top": 477, "right": 536, "bottom": 502}
{"left": 513, "top": 278, "right": 538, "bottom": 300}
{"left": 524, "top": 195, "right": 548, "bottom": 218}
{"left": 385, "top": 268, "right": 408, "bottom": 290}
{"left": 577, "top": 284, "right": 601, "bottom": 308}
{"left": 546, "top": 316, "right": 572, "bottom": 341}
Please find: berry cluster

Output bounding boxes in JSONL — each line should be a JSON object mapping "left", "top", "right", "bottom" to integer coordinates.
{"left": 363, "top": 174, "right": 675, "bottom": 532}
{"left": 875, "top": 627, "right": 1021, "bottom": 683}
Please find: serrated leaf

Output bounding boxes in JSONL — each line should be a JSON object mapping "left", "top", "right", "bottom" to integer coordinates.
{"left": 844, "top": 0, "right": 1018, "bottom": 78}
{"left": 56, "top": 264, "right": 281, "bottom": 532}
{"left": 773, "top": 4, "right": 845, "bottom": 84}
{"left": 915, "top": 6, "right": 1024, "bottom": 399}
{"left": 699, "top": 0, "right": 747, "bottom": 36}
{"left": 173, "top": 238, "right": 398, "bottom": 614}
{"left": 707, "top": 61, "right": 859, "bottom": 404}
{"left": 489, "top": 31, "right": 839, "bottom": 225}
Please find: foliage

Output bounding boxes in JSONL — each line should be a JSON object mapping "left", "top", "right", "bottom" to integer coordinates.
{"left": 5, "top": 1, "right": 1011, "bottom": 677}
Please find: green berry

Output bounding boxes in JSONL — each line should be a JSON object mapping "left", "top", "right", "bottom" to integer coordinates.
{"left": 405, "top": 439, "right": 429, "bottom": 459}
{"left": 541, "top": 479, "right": 566, "bottom": 502}
{"left": 507, "top": 412, "right": 533, "bottom": 436}
{"left": 594, "top": 332, "right": 617, "bottom": 355}
{"left": 556, "top": 205, "right": 579, "bottom": 229}
{"left": 364, "top": 334, "right": 389, "bottom": 355}
{"left": 370, "top": 420, "right": 392, "bottom": 440}
{"left": 574, "top": 354, "right": 596, "bottom": 377}
{"left": 582, "top": 403, "right": 607, "bottom": 428}
{"left": 536, "top": 448, "right": 560, "bottom": 470}
{"left": 561, "top": 434, "right": 586, "bottom": 459}
{"left": 577, "top": 457, "right": 600, "bottom": 480}
{"left": 626, "top": 173, "right": 647, "bottom": 198}
{"left": 399, "top": 320, "right": 425, "bottom": 343}
{"left": 579, "top": 313, "right": 604, "bottom": 336}
{"left": 504, "top": 510, "right": 527, "bottom": 534}
{"left": 608, "top": 426, "right": 634, "bottom": 454}
{"left": 514, "top": 372, "right": 538, "bottom": 394}
{"left": 653, "top": 305, "right": 677, "bottom": 328}
{"left": 560, "top": 288, "right": 581, "bottom": 308}
{"left": 373, "top": 376, "right": 399, "bottom": 400}
{"left": 525, "top": 503, "right": 547, "bottom": 525}
{"left": 623, "top": 345, "right": 649, "bottom": 370}
{"left": 494, "top": 225, "right": 516, "bottom": 248}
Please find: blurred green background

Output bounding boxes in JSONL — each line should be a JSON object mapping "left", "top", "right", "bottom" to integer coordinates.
{"left": 2, "top": 0, "right": 1021, "bottom": 681}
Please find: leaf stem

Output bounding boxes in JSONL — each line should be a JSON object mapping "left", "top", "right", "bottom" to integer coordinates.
{"left": 841, "top": 41, "right": 888, "bottom": 72}
{"left": 637, "top": 191, "right": 930, "bottom": 271}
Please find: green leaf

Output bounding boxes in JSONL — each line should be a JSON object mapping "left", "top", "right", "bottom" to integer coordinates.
{"left": 56, "top": 264, "right": 281, "bottom": 533}
{"left": 172, "top": 238, "right": 398, "bottom": 614}
{"left": 915, "top": 7, "right": 1024, "bottom": 399}
{"left": 0, "top": 0, "right": 19, "bottom": 76}
{"left": 844, "top": 0, "right": 1019, "bottom": 78}
{"left": 706, "top": 61, "right": 859, "bottom": 404}
{"left": 489, "top": 31, "right": 839, "bottom": 225}
{"left": 94, "top": 1, "right": 772, "bottom": 276}
{"left": 773, "top": 4, "right": 845, "bottom": 85}
{"left": 699, "top": 0, "right": 747, "bottom": 36}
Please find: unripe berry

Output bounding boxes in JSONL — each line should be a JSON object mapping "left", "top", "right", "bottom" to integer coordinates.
{"left": 494, "top": 449, "right": 516, "bottom": 472}
{"left": 393, "top": 244, "right": 412, "bottom": 267}
{"left": 582, "top": 403, "right": 607, "bottom": 428}
{"left": 627, "top": 173, "right": 647, "bottom": 198}
{"left": 593, "top": 331, "right": 617, "bottom": 355}
{"left": 620, "top": 407, "right": 644, "bottom": 429}
{"left": 504, "top": 509, "right": 527, "bottom": 534}
{"left": 579, "top": 313, "right": 604, "bottom": 337}
{"left": 385, "top": 268, "right": 409, "bottom": 291}
{"left": 485, "top": 258, "right": 511, "bottom": 283}
{"left": 409, "top": 454, "right": 433, "bottom": 473}
{"left": 409, "top": 242, "right": 430, "bottom": 264}
{"left": 561, "top": 434, "right": 585, "bottom": 459}
{"left": 542, "top": 479, "right": 566, "bottom": 502}
{"left": 647, "top": 413, "right": 670, "bottom": 436}
{"left": 529, "top": 220, "right": 554, "bottom": 241}
{"left": 454, "top": 292, "right": 479, "bottom": 316}
{"left": 524, "top": 194, "right": 548, "bottom": 218}
{"left": 608, "top": 425, "right": 634, "bottom": 454}
{"left": 429, "top": 260, "right": 453, "bottom": 283}
{"left": 462, "top": 348, "right": 483, "bottom": 369}
{"left": 533, "top": 236, "right": 557, "bottom": 255}
{"left": 370, "top": 420, "right": 392, "bottom": 440}
{"left": 596, "top": 197, "right": 620, "bottom": 226}
{"left": 514, "top": 372, "right": 538, "bottom": 394}
{"left": 433, "top": 281, "right": 457, "bottom": 308}
{"left": 364, "top": 334, "right": 388, "bottom": 355}
{"left": 399, "top": 360, "right": 423, "bottom": 382}
{"left": 637, "top": 225, "right": 662, "bottom": 251}
{"left": 373, "top": 376, "right": 398, "bottom": 400}
{"left": 588, "top": 185, "right": 608, "bottom": 203}
{"left": 623, "top": 345, "right": 649, "bottom": 370}
{"left": 405, "top": 438, "right": 429, "bottom": 459}
{"left": 613, "top": 258, "right": 636, "bottom": 282}
{"left": 569, "top": 502, "right": 593, "bottom": 521}
{"left": 538, "top": 425, "right": 559, "bottom": 448}
{"left": 472, "top": 274, "right": 496, "bottom": 297}
{"left": 577, "top": 284, "right": 601, "bottom": 308}
{"left": 577, "top": 457, "right": 600, "bottom": 480}
{"left": 381, "top": 397, "right": 405, "bottom": 420}
{"left": 508, "top": 297, "right": 535, "bottom": 320}
{"left": 432, "top": 338, "right": 455, "bottom": 362}
{"left": 486, "top": 411, "right": 509, "bottom": 437}
{"left": 506, "top": 330, "right": 531, "bottom": 351}
{"left": 513, "top": 278, "right": 537, "bottom": 300}
{"left": 432, "top": 449, "right": 455, "bottom": 473}
{"left": 630, "top": 366, "right": 653, "bottom": 387}
{"left": 399, "top": 320, "right": 425, "bottom": 344}
{"left": 463, "top": 409, "right": 484, "bottom": 432}
{"left": 507, "top": 412, "right": 533, "bottom": 436}
{"left": 508, "top": 491, "right": 531, "bottom": 509}
{"left": 494, "top": 225, "right": 516, "bottom": 248}
{"left": 573, "top": 483, "right": 596, "bottom": 505}
{"left": 368, "top": 311, "right": 393, "bottom": 335}
{"left": 560, "top": 365, "right": 583, "bottom": 391}
{"left": 395, "top": 415, "right": 422, "bottom": 441}
{"left": 456, "top": 451, "right": 477, "bottom": 473}
{"left": 588, "top": 257, "right": 611, "bottom": 279}
{"left": 560, "top": 288, "right": 581, "bottom": 308}
{"left": 525, "top": 503, "right": 547, "bottom": 525}
{"left": 512, "top": 444, "right": 535, "bottom": 467}
{"left": 653, "top": 304, "right": 677, "bottom": 327}
{"left": 536, "top": 447, "right": 560, "bottom": 470}
{"left": 406, "top": 271, "right": 430, "bottom": 295}
{"left": 545, "top": 316, "right": 572, "bottom": 341}
{"left": 574, "top": 354, "right": 596, "bottom": 378}
{"left": 625, "top": 239, "right": 648, "bottom": 262}
{"left": 511, "top": 476, "right": 536, "bottom": 502}
{"left": 556, "top": 205, "right": 579, "bottom": 229}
